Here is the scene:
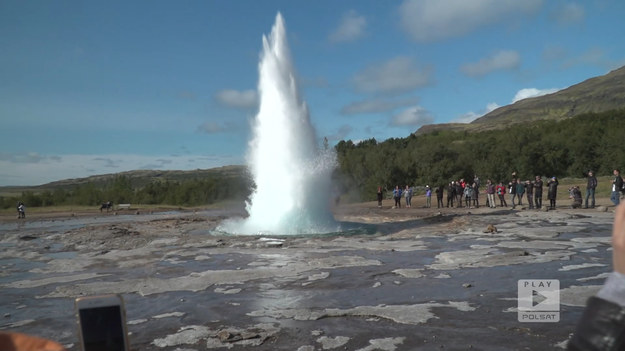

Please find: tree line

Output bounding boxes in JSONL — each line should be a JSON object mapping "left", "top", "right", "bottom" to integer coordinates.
{"left": 0, "top": 174, "right": 252, "bottom": 209}
{"left": 3, "top": 110, "right": 623, "bottom": 209}
{"left": 334, "top": 110, "right": 625, "bottom": 201}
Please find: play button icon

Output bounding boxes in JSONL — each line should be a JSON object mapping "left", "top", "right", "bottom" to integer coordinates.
{"left": 532, "top": 290, "right": 547, "bottom": 307}
{"left": 518, "top": 279, "right": 560, "bottom": 322}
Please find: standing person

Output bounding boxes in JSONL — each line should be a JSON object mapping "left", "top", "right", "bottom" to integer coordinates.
{"left": 472, "top": 182, "right": 480, "bottom": 208}
{"left": 525, "top": 180, "right": 534, "bottom": 209}
{"left": 584, "top": 171, "right": 598, "bottom": 209}
{"left": 534, "top": 175, "right": 544, "bottom": 209}
{"left": 455, "top": 180, "right": 464, "bottom": 208}
{"left": 393, "top": 185, "right": 402, "bottom": 209}
{"left": 436, "top": 185, "right": 444, "bottom": 208}
{"left": 425, "top": 185, "right": 432, "bottom": 208}
{"left": 516, "top": 179, "right": 525, "bottom": 206}
{"left": 548, "top": 176, "right": 559, "bottom": 209}
{"left": 486, "top": 180, "right": 496, "bottom": 208}
{"left": 496, "top": 182, "right": 507, "bottom": 207}
{"left": 17, "top": 202, "right": 26, "bottom": 219}
{"left": 508, "top": 181, "right": 517, "bottom": 209}
{"left": 404, "top": 185, "right": 412, "bottom": 208}
{"left": 459, "top": 178, "right": 466, "bottom": 189}
{"left": 376, "top": 186, "right": 383, "bottom": 208}
{"left": 473, "top": 175, "right": 480, "bottom": 207}
{"left": 612, "top": 169, "right": 624, "bottom": 206}
{"left": 447, "top": 182, "right": 455, "bottom": 208}
{"left": 464, "top": 184, "right": 473, "bottom": 208}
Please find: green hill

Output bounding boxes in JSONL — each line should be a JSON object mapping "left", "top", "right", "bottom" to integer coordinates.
{"left": 0, "top": 166, "right": 251, "bottom": 208}
{"left": 0, "top": 166, "right": 247, "bottom": 196}
{"left": 416, "top": 65, "right": 625, "bottom": 135}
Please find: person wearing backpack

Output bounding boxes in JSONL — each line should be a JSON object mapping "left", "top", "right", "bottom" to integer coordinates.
{"left": 612, "top": 169, "right": 624, "bottom": 206}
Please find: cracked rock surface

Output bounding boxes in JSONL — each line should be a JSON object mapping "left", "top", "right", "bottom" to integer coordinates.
{"left": 0, "top": 204, "right": 615, "bottom": 350}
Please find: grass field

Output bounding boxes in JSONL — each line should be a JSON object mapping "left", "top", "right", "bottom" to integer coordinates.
{"left": 1, "top": 176, "right": 621, "bottom": 217}
{"left": 0, "top": 200, "right": 245, "bottom": 217}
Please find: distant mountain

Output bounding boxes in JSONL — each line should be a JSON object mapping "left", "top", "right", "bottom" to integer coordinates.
{"left": 0, "top": 165, "right": 248, "bottom": 195}
{"left": 416, "top": 65, "right": 625, "bottom": 135}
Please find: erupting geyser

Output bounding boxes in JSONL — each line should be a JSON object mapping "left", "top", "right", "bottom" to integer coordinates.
{"left": 220, "top": 13, "right": 338, "bottom": 235}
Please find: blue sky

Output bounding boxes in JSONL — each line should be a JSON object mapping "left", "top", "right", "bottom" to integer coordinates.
{"left": 1, "top": 0, "right": 624, "bottom": 186}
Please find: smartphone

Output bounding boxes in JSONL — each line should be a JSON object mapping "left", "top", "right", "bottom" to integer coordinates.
{"left": 75, "top": 294, "right": 130, "bottom": 351}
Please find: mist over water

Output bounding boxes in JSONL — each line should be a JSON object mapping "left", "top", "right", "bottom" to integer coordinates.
{"left": 220, "top": 13, "right": 338, "bottom": 235}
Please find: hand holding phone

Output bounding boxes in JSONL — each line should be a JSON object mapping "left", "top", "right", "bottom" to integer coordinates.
{"left": 75, "top": 295, "right": 129, "bottom": 351}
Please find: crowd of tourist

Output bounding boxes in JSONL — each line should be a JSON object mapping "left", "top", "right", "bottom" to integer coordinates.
{"left": 384, "top": 169, "right": 625, "bottom": 210}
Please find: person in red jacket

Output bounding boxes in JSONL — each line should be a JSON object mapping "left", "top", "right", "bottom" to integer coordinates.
{"left": 495, "top": 182, "right": 507, "bottom": 207}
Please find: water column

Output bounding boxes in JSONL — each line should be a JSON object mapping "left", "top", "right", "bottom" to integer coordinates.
{"left": 223, "top": 13, "right": 337, "bottom": 235}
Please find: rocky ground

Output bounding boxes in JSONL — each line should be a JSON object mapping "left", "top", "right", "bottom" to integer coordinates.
{"left": 0, "top": 199, "right": 618, "bottom": 350}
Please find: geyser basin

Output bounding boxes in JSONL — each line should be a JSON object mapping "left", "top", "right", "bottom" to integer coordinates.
{"left": 218, "top": 13, "right": 339, "bottom": 236}
{"left": 214, "top": 220, "right": 377, "bottom": 237}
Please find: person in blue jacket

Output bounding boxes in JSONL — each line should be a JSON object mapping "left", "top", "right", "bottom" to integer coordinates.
{"left": 392, "top": 185, "right": 402, "bottom": 208}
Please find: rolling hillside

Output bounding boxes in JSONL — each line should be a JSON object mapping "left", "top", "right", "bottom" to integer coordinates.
{"left": 416, "top": 65, "right": 625, "bottom": 135}
{"left": 0, "top": 165, "right": 248, "bottom": 196}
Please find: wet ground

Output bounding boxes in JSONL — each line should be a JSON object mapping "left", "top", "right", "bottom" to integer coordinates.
{"left": 0, "top": 202, "right": 617, "bottom": 350}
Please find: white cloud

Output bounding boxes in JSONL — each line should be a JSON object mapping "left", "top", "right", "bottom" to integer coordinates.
{"left": 461, "top": 50, "right": 521, "bottom": 77}
{"left": 512, "top": 88, "right": 559, "bottom": 103}
{"left": 454, "top": 112, "right": 480, "bottom": 124}
{"left": 329, "top": 10, "right": 367, "bottom": 43}
{"left": 455, "top": 88, "right": 561, "bottom": 124}
{"left": 353, "top": 57, "right": 433, "bottom": 95}
{"left": 391, "top": 106, "right": 434, "bottom": 126}
{"left": 215, "top": 89, "right": 258, "bottom": 109}
{"left": 454, "top": 102, "right": 500, "bottom": 123}
{"left": 486, "top": 102, "right": 500, "bottom": 112}
{"left": 552, "top": 3, "right": 585, "bottom": 26}
{"left": 341, "top": 96, "right": 419, "bottom": 115}
{"left": 399, "top": 0, "right": 543, "bottom": 42}
{"left": 0, "top": 153, "right": 243, "bottom": 186}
